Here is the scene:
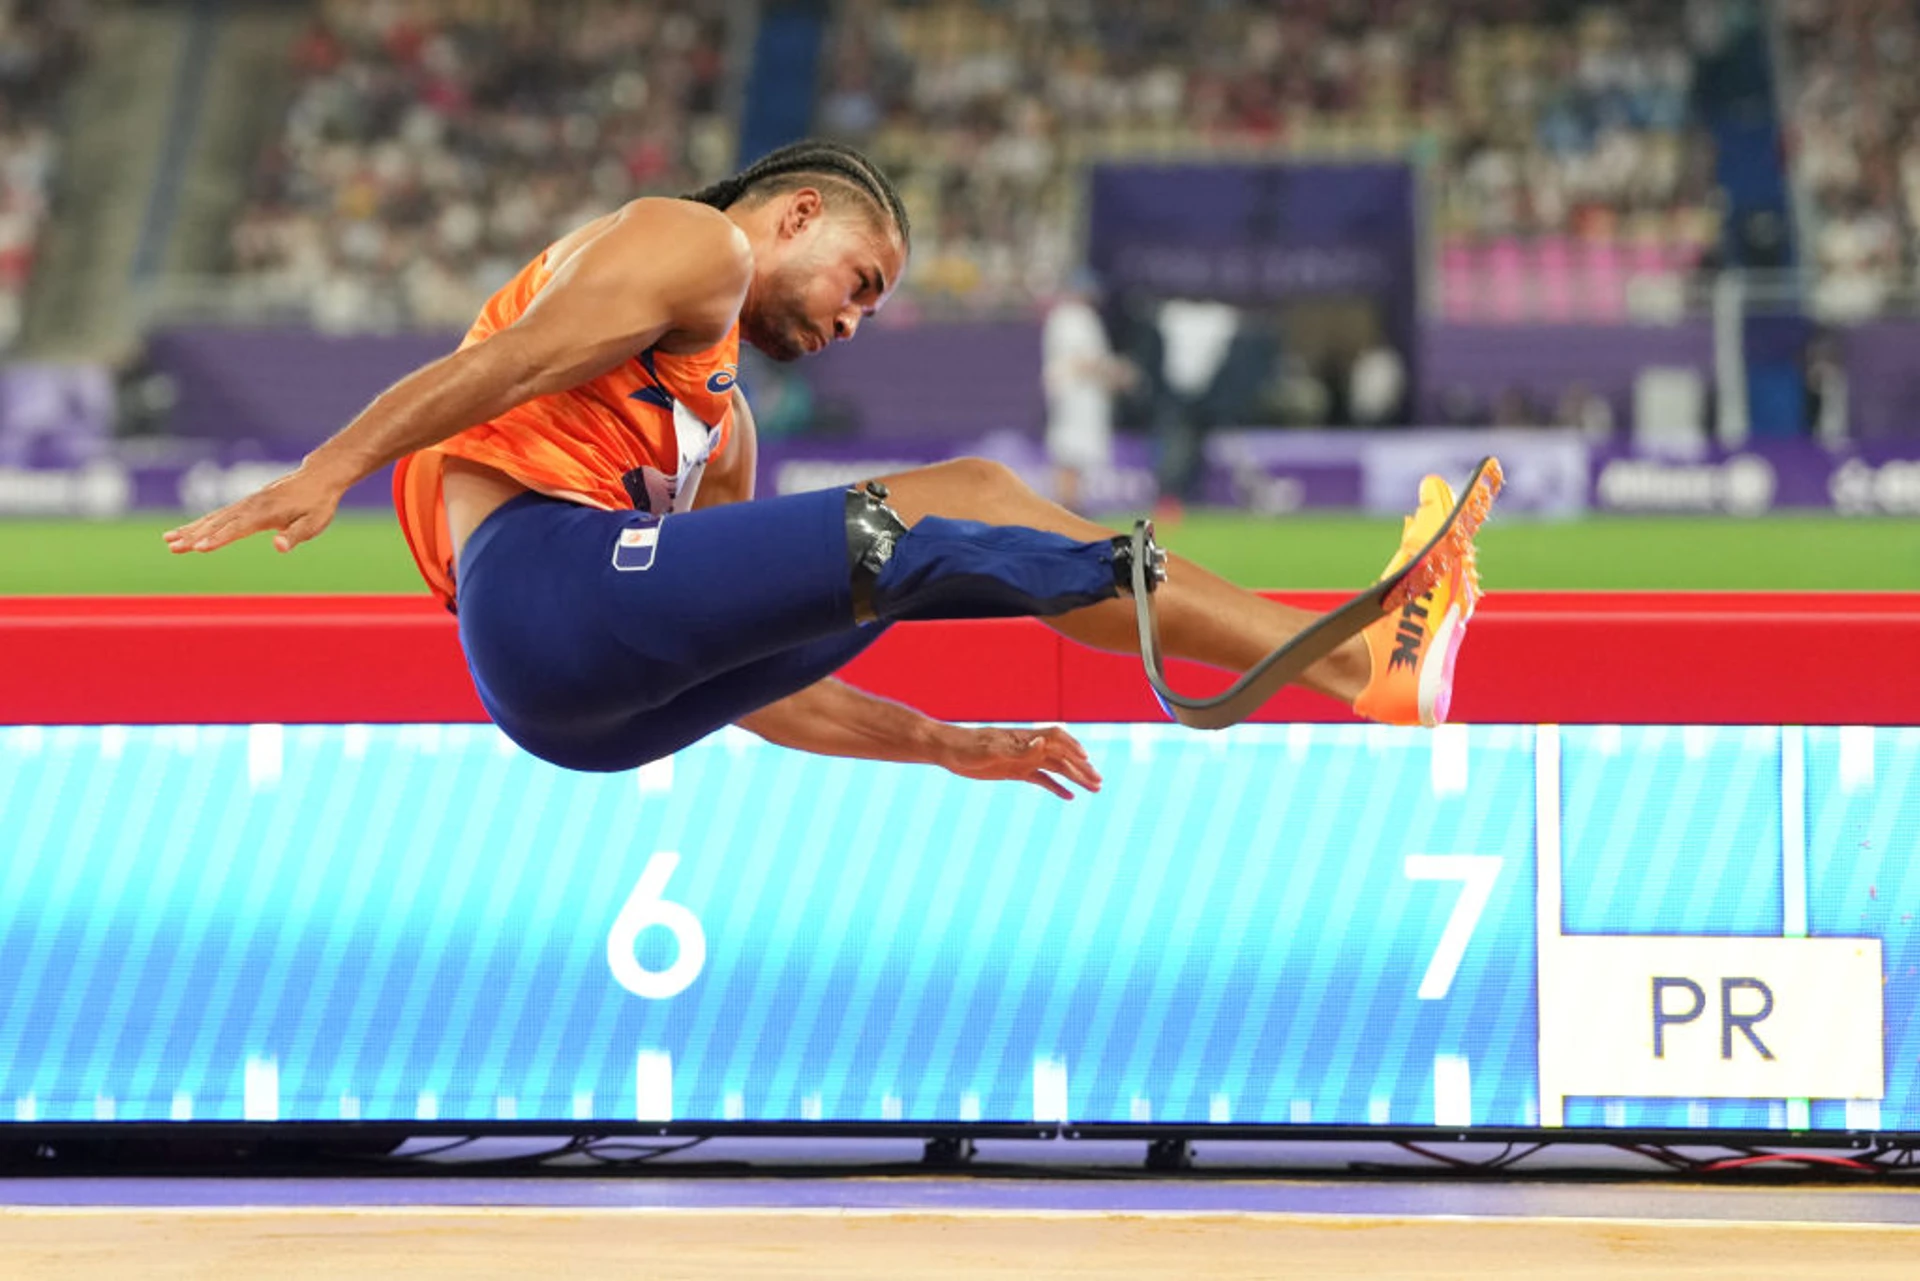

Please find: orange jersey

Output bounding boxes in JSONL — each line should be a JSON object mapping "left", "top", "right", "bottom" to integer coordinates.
{"left": 393, "top": 248, "right": 740, "bottom": 609}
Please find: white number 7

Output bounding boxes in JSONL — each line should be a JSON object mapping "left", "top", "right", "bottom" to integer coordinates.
{"left": 1403, "top": 854, "right": 1503, "bottom": 1000}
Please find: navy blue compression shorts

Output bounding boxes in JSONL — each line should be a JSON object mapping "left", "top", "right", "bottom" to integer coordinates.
{"left": 455, "top": 487, "right": 1120, "bottom": 772}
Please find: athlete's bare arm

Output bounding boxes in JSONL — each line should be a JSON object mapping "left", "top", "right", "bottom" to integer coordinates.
{"left": 164, "top": 200, "right": 751, "bottom": 555}
{"left": 737, "top": 683, "right": 1101, "bottom": 799}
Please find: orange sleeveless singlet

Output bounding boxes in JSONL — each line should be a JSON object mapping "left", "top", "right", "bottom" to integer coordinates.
{"left": 393, "top": 249, "right": 740, "bottom": 610}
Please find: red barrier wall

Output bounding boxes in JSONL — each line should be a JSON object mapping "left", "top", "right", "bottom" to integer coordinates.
{"left": 3, "top": 592, "right": 1917, "bottom": 724}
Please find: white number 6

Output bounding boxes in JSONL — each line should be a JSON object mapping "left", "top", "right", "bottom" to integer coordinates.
{"left": 607, "top": 851, "right": 707, "bottom": 999}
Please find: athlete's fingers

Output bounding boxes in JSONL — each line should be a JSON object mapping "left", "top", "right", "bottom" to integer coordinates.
{"left": 1053, "top": 726, "right": 1091, "bottom": 755}
{"left": 1026, "top": 732, "right": 1101, "bottom": 792}
{"left": 163, "top": 513, "right": 222, "bottom": 548}
{"left": 196, "top": 495, "right": 312, "bottom": 551}
{"left": 1029, "top": 771, "right": 1074, "bottom": 800}
{"left": 188, "top": 509, "right": 266, "bottom": 552}
{"left": 168, "top": 514, "right": 230, "bottom": 552}
{"left": 1034, "top": 726, "right": 1094, "bottom": 768}
{"left": 169, "top": 501, "right": 245, "bottom": 545}
{"left": 187, "top": 519, "right": 241, "bottom": 551}
{"left": 1047, "top": 732, "right": 1097, "bottom": 772}
{"left": 166, "top": 465, "right": 340, "bottom": 555}
{"left": 276, "top": 510, "right": 327, "bottom": 553}
{"left": 1051, "top": 750, "right": 1102, "bottom": 792}
{"left": 1054, "top": 758, "right": 1101, "bottom": 792}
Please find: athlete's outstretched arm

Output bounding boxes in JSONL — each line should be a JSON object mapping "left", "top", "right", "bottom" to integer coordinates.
{"left": 737, "top": 677, "right": 1101, "bottom": 800}
{"left": 164, "top": 201, "right": 751, "bottom": 554}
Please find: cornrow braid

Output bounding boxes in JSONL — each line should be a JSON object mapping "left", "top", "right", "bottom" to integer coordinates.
{"left": 685, "top": 139, "right": 911, "bottom": 246}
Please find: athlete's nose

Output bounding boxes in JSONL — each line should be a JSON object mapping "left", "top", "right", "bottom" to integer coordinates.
{"left": 833, "top": 308, "right": 861, "bottom": 342}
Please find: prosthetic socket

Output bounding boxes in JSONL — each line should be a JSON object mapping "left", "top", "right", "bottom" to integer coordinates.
{"left": 843, "top": 481, "right": 1162, "bottom": 627}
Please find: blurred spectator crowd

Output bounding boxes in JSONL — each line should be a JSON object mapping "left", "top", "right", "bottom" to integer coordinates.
{"left": 0, "top": 0, "right": 85, "bottom": 351}
{"left": 230, "top": 0, "right": 734, "bottom": 331}
{"left": 1783, "top": 0, "right": 1920, "bottom": 319}
{"left": 221, "top": 0, "right": 1732, "bottom": 328}
{"left": 818, "top": 0, "right": 1724, "bottom": 320}
{"left": 211, "top": 0, "right": 1920, "bottom": 331}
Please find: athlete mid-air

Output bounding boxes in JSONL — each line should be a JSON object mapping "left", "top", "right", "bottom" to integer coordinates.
{"left": 165, "top": 140, "right": 1497, "bottom": 798}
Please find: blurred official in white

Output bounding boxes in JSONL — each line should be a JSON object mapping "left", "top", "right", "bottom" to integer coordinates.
{"left": 1043, "top": 269, "right": 1136, "bottom": 514}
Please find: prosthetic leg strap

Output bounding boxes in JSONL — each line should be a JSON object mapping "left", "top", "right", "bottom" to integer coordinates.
{"left": 847, "top": 484, "right": 909, "bottom": 625}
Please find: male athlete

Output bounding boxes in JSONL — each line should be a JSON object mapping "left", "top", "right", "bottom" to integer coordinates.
{"left": 166, "top": 140, "right": 1491, "bottom": 798}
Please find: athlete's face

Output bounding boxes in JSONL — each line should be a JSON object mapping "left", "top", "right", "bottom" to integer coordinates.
{"left": 744, "top": 190, "right": 905, "bottom": 362}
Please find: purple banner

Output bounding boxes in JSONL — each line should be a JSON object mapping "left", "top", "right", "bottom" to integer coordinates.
{"left": 0, "top": 365, "right": 114, "bottom": 468}
{"left": 18, "top": 329, "right": 1920, "bottom": 518}
{"left": 0, "top": 440, "right": 397, "bottom": 518}
{"left": 134, "top": 316, "right": 1920, "bottom": 453}
{"left": 9, "top": 430, "right": 1920, "bottom": 518}
{"left": 755, "top": 431, "right": 1160, "bottom": 513}
{"left": 795, "top": 321, "right": 1045, "bottom": 441}
{"left": 1086, "top": 162, "right": 1419, "bottom": 412}
{"left": 1418, "top": 322, "right": 1714, "bottom": 431}
{"left": 141, "top": 322, "right": 1047, "bottom": 447}
{"left": 144, "top": 328, "right": 457, "bottom": 448}
{"left": 1836, "top": 320, "right": 1920, "bottom": 443}
{"left": 1203, "top": 428, "right": 1588, "bottom": 517}
{"left": 1086, "top": 163, "right": 1416, "bottom": 305}
{"left": 1589, "top": 440, "right": 1920, "bottom": 516}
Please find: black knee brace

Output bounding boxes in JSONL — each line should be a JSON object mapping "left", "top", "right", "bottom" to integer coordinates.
{"left": 846, "top": 481, "right": 909, "bottom": 625}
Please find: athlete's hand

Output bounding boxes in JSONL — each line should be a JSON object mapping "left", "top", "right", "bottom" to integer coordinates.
{"left": 937, "top": 725, "right": 1102, "bottom": 800}
{"left": 162, "top": 461, "right": 349, "bottom": 555}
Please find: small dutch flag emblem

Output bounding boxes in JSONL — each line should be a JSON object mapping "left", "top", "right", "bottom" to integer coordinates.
{"left": 611, "top": 521, "right": 661, "bottom": 572}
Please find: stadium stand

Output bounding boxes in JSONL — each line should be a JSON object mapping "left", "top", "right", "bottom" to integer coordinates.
{"left": 215, "top": 0, "right": 1727, "bottom": 327}
{"left": 816, "top": 0, "right": 1723, "bottom": 320}
{"left": 0, "top": 0, "right": 87, "bottom": 350}
{"left": 1781, "top": 0, "right": 1917, "bottom": 319}
{"left": 228, "top": 0, "right": 735, "bottom": 330}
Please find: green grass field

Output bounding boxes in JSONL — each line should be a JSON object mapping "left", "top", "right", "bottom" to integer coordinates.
{"left": 3, "top": 511, "right": 1917, "bottom": 595}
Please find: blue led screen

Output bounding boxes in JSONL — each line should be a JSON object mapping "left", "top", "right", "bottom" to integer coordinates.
{"left": 1, "top": 723, "right": 1911, "bottom": 1132}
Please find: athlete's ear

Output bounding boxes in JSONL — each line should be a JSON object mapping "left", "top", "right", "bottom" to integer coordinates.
{"left": 781, "top": 187, "right": 825, "bottom": 238}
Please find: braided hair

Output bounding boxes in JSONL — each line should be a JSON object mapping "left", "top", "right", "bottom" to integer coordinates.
{"left": 684, "top": 139, "right": 910, "bottom": 247}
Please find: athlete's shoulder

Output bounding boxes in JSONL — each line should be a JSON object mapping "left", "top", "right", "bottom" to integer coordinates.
{"left": 600, "top": 199, "right": 748, "bottom": 345}
{"left": 525, "top": 198, "right": 747, "bottom": 351}
{"left": 610, "top": 197, "right": 751, "bottom": 285}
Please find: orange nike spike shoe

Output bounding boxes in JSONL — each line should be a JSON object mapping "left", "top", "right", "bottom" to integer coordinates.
{"left": 1354, "top": 465, "right": 1500, "bottom": 727}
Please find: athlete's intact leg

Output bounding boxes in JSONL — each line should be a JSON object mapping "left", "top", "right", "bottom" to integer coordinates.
{"left": 871, "top": 458, "right": 1368, "bottom": 704}
{"left": 557, "top": 630, "right": 886, "bottom": 771}
{"left": 455, "top": 486, "right": 1126, "bottom": 771}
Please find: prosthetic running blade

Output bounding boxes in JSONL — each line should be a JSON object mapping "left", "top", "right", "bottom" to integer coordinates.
{"left": 1130, "top": 456, "right": 1504, "bottom": 730}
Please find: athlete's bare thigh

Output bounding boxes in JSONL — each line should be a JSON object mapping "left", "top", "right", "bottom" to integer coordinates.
{"left": 443, "top": 456, "right": 532, "bottom": 565}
